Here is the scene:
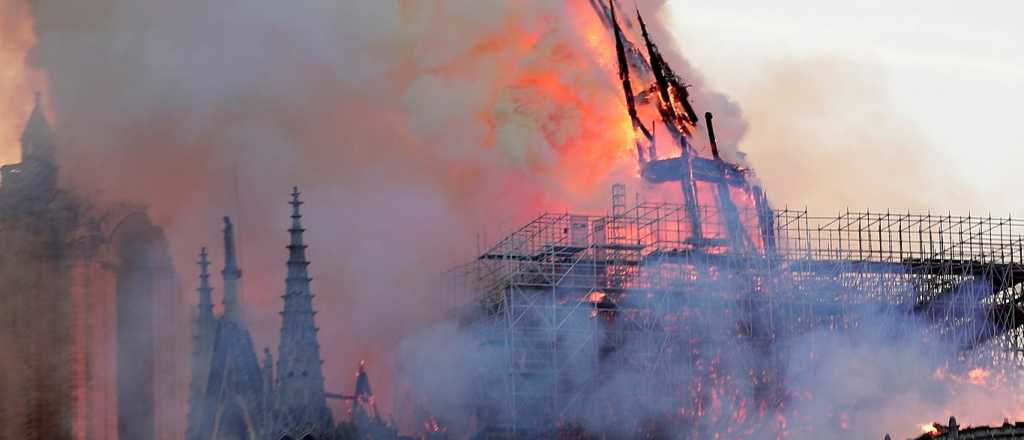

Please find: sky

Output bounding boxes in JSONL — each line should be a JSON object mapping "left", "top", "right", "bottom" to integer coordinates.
{"left": 665, "top": 0, "right": 1024, "bottom": 215}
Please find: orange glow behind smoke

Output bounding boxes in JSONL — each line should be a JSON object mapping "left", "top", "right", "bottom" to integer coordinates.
{"left": 0, "top": 0, "right": 48, "bottom": 166}
{"left": 23, "top": 0, "right": 1019, "bottom": 438}
{"left": 502, "top": 0, "right": 638, "bottom": 200}
{"left": 968, "top": 367, "right": 990, "bottom": 386}
{"left": 378, "top": 0, "right": 647, "bottom": 219}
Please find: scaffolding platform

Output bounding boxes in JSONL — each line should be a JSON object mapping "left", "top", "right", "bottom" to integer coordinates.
{"left": 443, "top": 188, "right": 1024, "bottom": 436}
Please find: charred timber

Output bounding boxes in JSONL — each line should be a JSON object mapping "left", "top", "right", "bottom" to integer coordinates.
{"left": 609, "top": 0, "right": 653, "bottom": 163}
{"left": 637, "top": 9, "right": 699, "bottom": 139}
{"left": 705, "top": 112, "right": 720, "bottom": 159}
{"left": 641, "top": 156, "right": 748, "bottom": 185}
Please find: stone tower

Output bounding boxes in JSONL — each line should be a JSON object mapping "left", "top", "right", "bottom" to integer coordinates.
{"left": 273, "top": 187, "right": 334, "bottom": 437}
{"left": 1, "top": 92, "right": 57, "bottom": 194}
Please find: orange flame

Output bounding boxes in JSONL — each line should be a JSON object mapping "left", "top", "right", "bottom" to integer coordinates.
{"left": 0, "top": 0, "right": 48, "bottom": 166}
{"left": 967, "top": 367, "right": 990, "bottom": 386}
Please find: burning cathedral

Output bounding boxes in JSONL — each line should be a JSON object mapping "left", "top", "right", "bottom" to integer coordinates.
{"left": 429, "top": 2, "right": 1024, "bottom": 439}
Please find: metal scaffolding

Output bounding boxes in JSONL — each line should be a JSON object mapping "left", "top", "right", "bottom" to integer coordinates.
{"left": 444, "top": 186, "right": 1024, "bottom": 436}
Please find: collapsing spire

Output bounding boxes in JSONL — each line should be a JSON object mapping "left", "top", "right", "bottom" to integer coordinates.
{"left": 635, "top": 8, "right": 699, "bottom": 144}
{"left": 273, "top": 186, "right": 333, "bottom": 434}
{"left": 221, "top": 217, "right": 242, "bottom": 322}
{"left": 609, "top": 0, "right": 653, "bottom": 163}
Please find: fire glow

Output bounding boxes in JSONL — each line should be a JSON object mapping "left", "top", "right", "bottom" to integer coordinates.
{"left": 0, "top": 0, "right": 48, "bottom": 167}
{"left": 8, "top": 0, "right": 1024, "bottom": 439}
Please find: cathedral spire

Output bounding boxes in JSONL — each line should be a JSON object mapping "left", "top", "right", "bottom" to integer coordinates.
{"left": 274, "top": 187, "right": 333, "bottom": 434}
{"left": 197, "top": 247, "right": 214, "bottom": 320}
{"left": 186, "top": 247, "right": 217, "bottom": 440}
{"left": 221, "top": 217, "right": 242, "bottom": 322}
{"left": 288, "top": 186, "right": 306, "bottom": 265}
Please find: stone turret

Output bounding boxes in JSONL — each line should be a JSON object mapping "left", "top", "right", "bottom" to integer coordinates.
{"left": 21, "top": 92, "right": 56, "bottom": 161}
{"left": 273, "top": 187, "right": 333, "bottom": 435}
{"left": 1, "top": 92, "right": 57, "bottom": 194}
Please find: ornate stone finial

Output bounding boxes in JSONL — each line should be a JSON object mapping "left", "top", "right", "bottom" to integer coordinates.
{"left": 196, "top": 247, "right": 213, "bottom": 307}
{"left": 290, "top": 186, "right": 303, "bottom": 217}
{"left": 198, "top": 246, "right": 210, "bottom": 270}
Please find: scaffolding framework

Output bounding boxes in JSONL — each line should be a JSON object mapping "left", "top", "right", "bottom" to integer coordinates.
{"left": 444, "top": 190, "right": 1024, "bottom": 436}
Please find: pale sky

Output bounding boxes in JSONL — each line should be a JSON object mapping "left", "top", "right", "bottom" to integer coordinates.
{"left": 665, "top": 1, "right": 1024, "bottom": 215}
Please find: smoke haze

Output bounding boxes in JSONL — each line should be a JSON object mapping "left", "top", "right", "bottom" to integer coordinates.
{"left": 0, "top": 0, "right": 1018, "bottom": 438}
{"left": 16, "top": 0, "right": 721, "bottom": 426}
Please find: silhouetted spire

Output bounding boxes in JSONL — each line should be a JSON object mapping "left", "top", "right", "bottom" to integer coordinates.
{"left": 197, "top": 247, "right": 214, "bottom": 320}
{"left": 20, "top": 91, "right": 56, "bottom": 160}
{"left": 187, "top": 247, "right": 217, "bottom": 440}
{"left": 274, "top": 187, "right": 333, "bottom": 434}
{"left": 288, "top": 186, "right": 306, "bottom": 266}
{"left": 222, "top": 217, "right": 242, "bottom": 322}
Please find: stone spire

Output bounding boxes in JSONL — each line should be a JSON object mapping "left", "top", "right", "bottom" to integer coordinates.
{"left": 221, "top": 217, "right": 242, "bottom": 322}
{"left": 186, "top": 247, "right": 216, "bottom": 440}
{"left": 273, "top": 187, "right": 333, "bottom": 434}
{"left": 20, "top": 91, "right": 56, "bottom": 160}
{"left": 196, "top": 247, "right": 214, "bottom": 321}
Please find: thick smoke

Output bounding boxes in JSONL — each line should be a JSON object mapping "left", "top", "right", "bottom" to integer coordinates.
{"left": 20, "top": 0, "right": 736, "bottom": 430}
{"left": 396, "top": 260, "right": 1024, "bottom": 439}
{"left": 9, "top": 0, "right": 1017, "bottom": 438}
{"left": 737, "top": 58, "right": 979, "bottom": 213}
